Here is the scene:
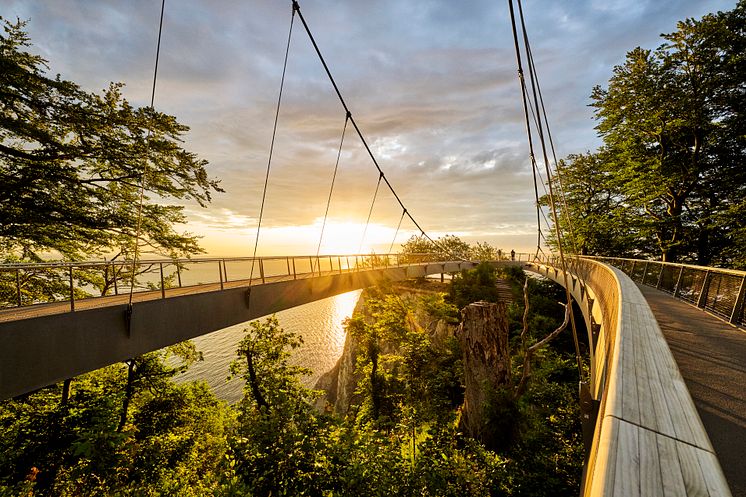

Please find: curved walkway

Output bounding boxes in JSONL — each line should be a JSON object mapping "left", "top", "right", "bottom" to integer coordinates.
{"left": 639, "top": 285, "right": 746, "bottom": 497}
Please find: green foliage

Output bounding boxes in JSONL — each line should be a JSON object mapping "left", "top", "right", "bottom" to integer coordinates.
{"left": 449, "top": 262, "right": 501, "bottom": 309}
{"left": 555, "top": 3, "right": 746, "bottom": 265}
{"left": 0, "top": 344, "right": 231, "bottom": 496}
{"left": 0, "top": 289, "right": 580, "bottom": 496}
{"left": 0, "top": 18, "right": 222, "bottom": 262}
{"left": 400, "top": 234, "right": 501, "bottom": 263}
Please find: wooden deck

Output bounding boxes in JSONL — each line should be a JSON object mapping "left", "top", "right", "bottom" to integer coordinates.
{"left": 639, "top": 285, "right": 746, "bottom": 497}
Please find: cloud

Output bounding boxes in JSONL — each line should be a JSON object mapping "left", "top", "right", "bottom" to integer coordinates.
{"left": 3, "top": 0, "right": 736, "bottom": 253}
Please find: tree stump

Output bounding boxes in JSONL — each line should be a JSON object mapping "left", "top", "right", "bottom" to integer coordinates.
{"left": 458, "top": 301, "right": 512, "bottom": 446}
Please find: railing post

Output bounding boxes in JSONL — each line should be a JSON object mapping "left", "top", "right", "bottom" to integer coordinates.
{"left": 292, "top": 258, "right": 297, "bottom": 280}
{"left": 673, "top": 266, "right": 685, "bottom": 298}
{"left": 345, "top": 256, "right": 350, "bottom": 272}
{"left": 69, "top": 266, "right": 75, "bottom": 312}
{"left": 655, "top": 263, "right": 664, "bottom": 289}
{"left": 259, "top": 259, "right": 265, "bottom": 284}
{"left": 159, "top": 262, "right": 166, "bottom": 299}
{"left": 222, "top": 259, "right": 228, "bottom": 283}
{"left": 113, "top": 265, "right": 119, "bottom": 295}
{"left": 329, "top": 256, "right": 333, "bottom": 273}
{"left": 219, "top": 261, "right": 224, "bottom": 290}
{"left": 641, "top": 261, "right": 649, "bottom": 285}
{"left": 15, "top": 268, "right": 22, "bottom": 307}
{"left": 286, "top": 257, "right": 291, "bottom": 276}
{"left": 176, "top": 264, "right": 182, "bottom": 288}
{"left": 730, "top": 275, "right": 746, "bottom": 325}
{"left": 630, "top": 260, "right": 636, "bottom": 280}
{"left": 309, "top": 257, "right": 314, "bottom": 276}
{"left": 696, "top": 270, "right": 711, "bottom": 309}
{"left": 338, "top": 256, "right": 342, "bottom": 274}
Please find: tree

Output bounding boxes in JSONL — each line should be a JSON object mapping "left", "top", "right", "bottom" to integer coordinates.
{"left": 400, "top": 234, "right": 499, "bottom": 262}
{"left": 587, "top": 3, "right": 746, "bottom": 263}
{"left": 0, "top": 18, "right": 222, "bottom": 262}
{"left": 541, "top": 151, "right": 638, "bottom": 256}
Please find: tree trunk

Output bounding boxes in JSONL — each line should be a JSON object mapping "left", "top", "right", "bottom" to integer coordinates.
{"left": 245, "top": 347, "right": 268, "bottom": 410}
{"left": 457, "top": 301, "right": 511, "bottom": 446}
{"left": 117, "top": 359, "right": 135, "bottom": 432}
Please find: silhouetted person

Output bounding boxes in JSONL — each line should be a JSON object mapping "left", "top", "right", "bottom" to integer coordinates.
{"left": 497, "top": 249, "right": 502, "bottom": 260}
{"left": 510, "top": 249, "right": 515, "bottom": 261}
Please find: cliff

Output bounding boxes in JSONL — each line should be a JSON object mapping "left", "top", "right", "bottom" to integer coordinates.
{"left": 314, "top": 282, "right": 456, "bottom": 415}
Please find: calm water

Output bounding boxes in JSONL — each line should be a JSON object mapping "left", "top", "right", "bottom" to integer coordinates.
{"left": 176, "top": 290, "right": 361, "bottom": 404}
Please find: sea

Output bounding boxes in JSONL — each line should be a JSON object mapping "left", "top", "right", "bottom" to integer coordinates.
{"left": 175, "top": 289, "right": 361, "bottom": 404}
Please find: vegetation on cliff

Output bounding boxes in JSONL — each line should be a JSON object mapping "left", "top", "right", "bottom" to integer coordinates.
{"left": 1, "top": 263, "right": 583, "bottom": 496}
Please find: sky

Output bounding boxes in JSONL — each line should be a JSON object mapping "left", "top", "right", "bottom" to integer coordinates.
{"left": 2, "top": 0, "right": 737, "bottom": 256}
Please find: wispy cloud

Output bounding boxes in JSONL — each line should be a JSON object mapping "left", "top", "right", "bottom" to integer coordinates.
{"left": 3, "top": 0, "right": 735, "bottom": 253}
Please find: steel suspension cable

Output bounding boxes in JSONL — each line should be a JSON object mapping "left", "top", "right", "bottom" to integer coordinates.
{"left": 387, "top": 208, "right": 407, "bottom": 255}
{"left": 515, "top": 0, "right": 583, "bottom": 378}
{"left": 506, "top": 0, "right": 543, "bottom": 260}
{"left": 250, "top": 6, "right": 295, "bottom": 285}
{"left": 128, "top": 0, "right": 166, "bottom": 313}
{"left": 292, "top": 1, "right": 458, "bottom": 259}
{"left": 525, "top": 41, "right": 579, "bottom": 254}
{"left": 359, "top": 173, "right": 382, "bottom": 253}
{"left": 315, "top": 113, "right": 349, "bottom": 268}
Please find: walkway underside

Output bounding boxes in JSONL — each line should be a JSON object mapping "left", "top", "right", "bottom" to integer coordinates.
{"left": 639, "top": 285, "right": 746, "bottom": 497}
{"left": 0, "top": 262, "right": 474, "bottom": 400}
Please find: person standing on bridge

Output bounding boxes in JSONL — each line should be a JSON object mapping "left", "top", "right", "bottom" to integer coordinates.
{"left": 510, "top": 249, "right": 515, "bottom": 261}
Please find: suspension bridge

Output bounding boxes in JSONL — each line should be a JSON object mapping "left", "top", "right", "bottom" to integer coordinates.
{"left": 1, "top": 1, "right": 745, "bottom": 496}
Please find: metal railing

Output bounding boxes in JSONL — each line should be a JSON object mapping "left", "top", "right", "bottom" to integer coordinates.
{"left": 0, "top": 252, "right": 458, "bottom": 312}
{"left": 584, "top": 256, "right": 746, "bottom": 328}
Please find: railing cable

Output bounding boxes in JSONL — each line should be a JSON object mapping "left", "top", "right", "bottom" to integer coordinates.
{"left": 249, "top": 5, "right": 295, "bottom": 286}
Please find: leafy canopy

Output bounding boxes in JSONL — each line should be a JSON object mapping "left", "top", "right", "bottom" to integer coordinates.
{"left": 0, "top": 18, "right": 222, "bottom": 261}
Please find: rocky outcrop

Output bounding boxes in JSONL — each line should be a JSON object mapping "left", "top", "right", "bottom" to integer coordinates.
{"left": 315, "top": 285, "right": 456, "bottom": 416}
{"left": 314, "top": 323, "right": 361, "bottom": 414}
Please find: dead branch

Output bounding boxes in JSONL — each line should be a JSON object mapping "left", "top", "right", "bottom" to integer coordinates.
{"left": 514, "top": 277, "right": 572, "bottom": 400}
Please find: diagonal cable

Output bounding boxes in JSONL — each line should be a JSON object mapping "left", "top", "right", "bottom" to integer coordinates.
{"left": 249, "top": 6, "right": 295, "bottom": 285}
{"left": 292, "top": 1, "right": 460, "bottom": 260}
{"left": 359, "top": 173, "right": 382, "bottom": 253}
{"left": 315, "top": 112, "right": 349, "bottom": 267}
{"left": 387, "top": 208, "right": 407, "bottom": 255}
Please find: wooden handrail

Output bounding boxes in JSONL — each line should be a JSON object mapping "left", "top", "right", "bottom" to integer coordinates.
{"left": 526, "top": 258, "right": 732, "bottom": 496}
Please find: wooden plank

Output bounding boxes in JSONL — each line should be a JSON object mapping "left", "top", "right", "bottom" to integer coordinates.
{"left": 588, "top": 416, "right": 619, "bottom": 497}
{"left": 639, "top": 426, "right": 664, "bottom": 496}
{"left": 676, "top": 441, "right": 711, "bottom": 497}
{"left": 613, "top": 418, "right": 641, "bottom": 496}
{"left": 621, "top": 305, "right": 641, "bottom": 425}
{"left": 696, "top": 449, "right": 733, "bottom": 497}
{"left": 657, "top": 434, "right": 688, "bottom": 497}
{"left": 635, "top": 315, "right": 659, "bottom": 430}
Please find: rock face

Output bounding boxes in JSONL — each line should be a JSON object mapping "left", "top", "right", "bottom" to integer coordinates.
{"left": 314, "top": 294, "right": 366, "bottom": 415}
{"left": 314, "top": 325, "right": 361, "bottom": 414}
{"left": 457, "top": 301, "right": 511, "bottom": 444}
{"left": 315, "top": 286, "right": 456, "bottom": 416}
